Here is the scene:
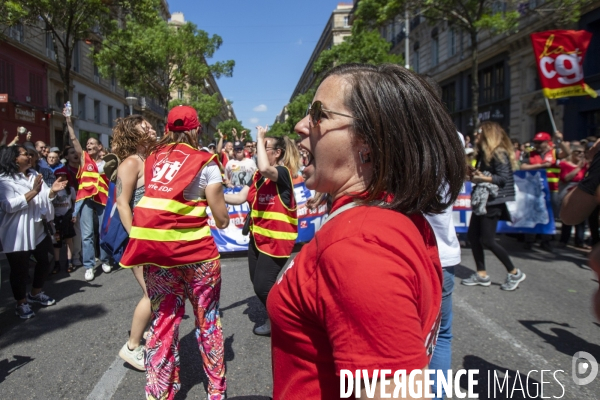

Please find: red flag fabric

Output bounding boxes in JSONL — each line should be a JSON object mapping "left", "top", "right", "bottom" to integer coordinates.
{"left": 530, "top": 30, "right": 597, "bottom": 99}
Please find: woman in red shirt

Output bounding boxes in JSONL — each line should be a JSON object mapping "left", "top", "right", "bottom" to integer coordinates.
{"left": 267, "top": 64, "right": 466, "bottom": 399}
{"left": 559, "top": 144, "right": 589, "bottom": 249}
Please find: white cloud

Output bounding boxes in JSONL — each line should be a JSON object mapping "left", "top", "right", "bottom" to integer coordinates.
{"left": 249, "top": 117, "right": 259, "bottom": 124}
{"left": 253, "top": 104, "right": 268, "bottom": 112}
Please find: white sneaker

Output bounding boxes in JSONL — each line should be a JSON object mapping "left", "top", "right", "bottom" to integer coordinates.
{"left": 102, "top": 263, "right": 112, "bottom": 273}
{"left": 119, "top": 342, "right": 145, "bottom": 371}
{"left": 84, "top": 268, "right": 95, "bottom": 281}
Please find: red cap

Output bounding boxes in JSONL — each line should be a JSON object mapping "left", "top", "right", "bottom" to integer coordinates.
{"left": 533, "top": 132, "right": 552, "bottom": 142}
{"left": 167, "top": 105, "right": 201, "bottom": 132}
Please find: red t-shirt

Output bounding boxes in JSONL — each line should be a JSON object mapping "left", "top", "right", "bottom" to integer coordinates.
{"left": 559, "top": 161, "right": 587, "bottom": 183}
{"left": 267, "top": 197, "right": 443, "bottom": 400}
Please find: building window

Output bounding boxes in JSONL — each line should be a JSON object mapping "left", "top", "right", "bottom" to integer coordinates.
{"left": 0, "top": 59, "right": 15, "bottom": 96}
{"left": 107, "top": 106, "right": 113, "bottom": 128}
{"left": 78, "top": 93, "right": 86, "bottom": 119}
{"left": 94, "top": 100, "right": 101, "bottom": 124}
{"left": 442, "top": 83, "right": 456, "bottom": 113}
{"left": 73, "top": 41, "right": 80, "bottom": 72}
{"left": 479, "top": 61, "right": 506, "bottom": 104}
{"left": 413, "top": 50, "right": 420, "bottom": 73}
{"left": 449, "top": 29, "right": 457, "bottom": 57}
{"left": 8, "top": 24, "right": 24, "bottom": 42}
{"left": 343, "top": 16, "right": 350, "bottom": 27}
{"left": 29, "top": 73, "right": 44, "bottom": 106}
{"left": 111, "top": 75, "right": 116, "bottom": 91}
{"left": 46, "top": 32, "right": 56, "bottom": 59}
{"left": 177, "top": 89, "right": 183, "bottom": 100}
{"left": 432, "top": 36, "right": 439, "bottom": 67}
{"left": 94, "top": 65, "right": 100, "bottom": 84}
{"left": 116, "top": 108, "right": 121, "bottom": 120}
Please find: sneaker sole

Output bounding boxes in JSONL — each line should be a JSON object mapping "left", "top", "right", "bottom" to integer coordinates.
{"left": 15, "top": 311, "right": 35, "bottom": 319}
{"left": 501, "top": 273, "right": 526, "bottom": 291}
{"left": 28, "top": 300, "right": 56, "bottom": 306}
{"left": 252, "top": 328, "right": 271, "bottom": 336}
{"left": 118, "top": 348, "right": 146, "bottom": 371}
{"left": 461, "top": 281, "right": 491, "bottom": 287}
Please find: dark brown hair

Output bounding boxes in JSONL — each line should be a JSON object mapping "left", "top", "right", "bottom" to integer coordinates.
{"left": 321, "top": 63, "right": 466, "bottom": 215}
{"left": 111, "top": 115, "right": 153, "bottom": 160}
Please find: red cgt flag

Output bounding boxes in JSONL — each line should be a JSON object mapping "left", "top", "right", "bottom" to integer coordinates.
{"left": 530, "top": 30, "right": 597, "bottom": 99}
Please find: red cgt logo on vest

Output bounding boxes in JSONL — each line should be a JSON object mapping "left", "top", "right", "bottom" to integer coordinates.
{"left": 152, "top": 150, "right": 189, "bottom": 185}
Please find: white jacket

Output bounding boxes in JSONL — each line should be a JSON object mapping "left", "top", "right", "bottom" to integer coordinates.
{"left": 0, "top": 170, "right": 55, "bottom": 253}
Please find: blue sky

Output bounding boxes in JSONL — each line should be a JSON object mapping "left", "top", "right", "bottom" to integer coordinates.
{"left": 167, "top": 0, "right": 347, "bottom": 138}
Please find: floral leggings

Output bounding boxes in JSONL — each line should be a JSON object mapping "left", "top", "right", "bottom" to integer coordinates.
{"left": 144, "top": 260, "right": 226, "bottom": 400}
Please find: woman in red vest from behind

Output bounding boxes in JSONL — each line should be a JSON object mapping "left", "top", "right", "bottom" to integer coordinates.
{"left": 120, "top": 106, "right": 230, "bottom": 400}
{"left": 224, "top": 126, "right": 300, "bottom": 336}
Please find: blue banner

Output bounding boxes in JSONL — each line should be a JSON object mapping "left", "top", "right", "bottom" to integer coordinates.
{"left": 207, "top": 180, "right": 328, "bottom": 253}
{"left": 453, "top": 170, "right": 556, "bottom": 234}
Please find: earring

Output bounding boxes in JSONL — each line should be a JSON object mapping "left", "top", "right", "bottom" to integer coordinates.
{"left": 359, "top": 150, "right": 371, "bottom": 164}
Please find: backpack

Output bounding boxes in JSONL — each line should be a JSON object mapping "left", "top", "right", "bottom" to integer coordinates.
{"left": 100, "top": 154, "right": 129, "bottom": 263}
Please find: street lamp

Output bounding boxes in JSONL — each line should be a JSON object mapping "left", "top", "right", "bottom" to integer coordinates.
{"left": 126, "top": 96, "right": 138, "bottom": 115}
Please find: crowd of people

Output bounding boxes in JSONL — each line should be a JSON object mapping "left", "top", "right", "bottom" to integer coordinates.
{"left": 1, "top": 62, "right": 599, "bottom": 400}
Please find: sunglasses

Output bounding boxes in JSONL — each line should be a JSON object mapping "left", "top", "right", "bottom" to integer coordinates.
{"left": 306, "top": 101, "right": 358, "bottom": 126}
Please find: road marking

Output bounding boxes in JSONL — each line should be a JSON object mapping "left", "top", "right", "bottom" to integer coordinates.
{"left": 87, "top": 356, "right": 128, "bottom": 400}
{"left": 454, "top": 296, "right": 590, "bottom": 398}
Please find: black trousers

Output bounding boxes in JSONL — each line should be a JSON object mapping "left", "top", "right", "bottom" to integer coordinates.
{"left": 468, "top": 206, "right": 516, "bottom": 273}
{"left": 5, "top": 235, "right": 53, "bottom": 301}
{"left": 247, "top": 237, "right": 288, "bottom": 307}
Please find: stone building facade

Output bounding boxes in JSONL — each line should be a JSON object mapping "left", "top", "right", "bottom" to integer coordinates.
{"left": 276, "top": 2, "right": 353, "bottom": 123}
{"left": 354, "top": 0, "right": 600, "bottom": 142}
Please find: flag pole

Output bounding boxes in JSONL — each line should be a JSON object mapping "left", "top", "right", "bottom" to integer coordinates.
{"left": 544, "top": 96, "right": 557, "bottom": 133}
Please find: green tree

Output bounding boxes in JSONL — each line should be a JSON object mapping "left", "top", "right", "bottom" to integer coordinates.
{"left": 95, "top": 19, "right": 234, "bottom": 118}
{"left": 313, "top": 29, "right": 404, "bottom": 75}
{"left": 169, "top": 86, "right": 223, "bottom": 127}
{"left": 0, "top": 0, "right": 158, "bottom": 144}
{"left": 268, "top": 89, "right": 316, "bottom": 140}
{"left": 215, "top": 120, "right": 252, "bottom": 142}
{"left": 353, "top": 0, "right": 523, "bottom": 131}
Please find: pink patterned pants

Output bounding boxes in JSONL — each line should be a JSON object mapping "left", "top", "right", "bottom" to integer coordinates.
{"left": 144, "top": 260, "right": 226, "bottom": 400}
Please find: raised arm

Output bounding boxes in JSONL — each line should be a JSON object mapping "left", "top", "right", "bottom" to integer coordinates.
{"left": 256, "top": 125, "right": 279, "bottom": 182}
{"left": 216, "top": 129, "right": 224, "bottom": 155}
{"left": 64, "top": 108, "right": 84, "bottom": 167}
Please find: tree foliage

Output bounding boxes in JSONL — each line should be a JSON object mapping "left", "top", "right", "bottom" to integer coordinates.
{"left": 215, "top": 120, "right": 252, "bottom": 142}
{"left": 313, "top": 29, "right": 404, "bottom": 75}
{"left": 95, "top": 19, "right": 234, "bottom": 117}
{"left": 268, "top": 89, "right": 316, "bottom": 140}
{"left": 0, "top": 0, "right": 159, "bottom": 144}
{"left": 168, "top": 86, "right": 223, "bottom": 127}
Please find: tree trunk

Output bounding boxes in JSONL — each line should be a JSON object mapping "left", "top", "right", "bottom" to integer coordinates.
{"left": 470, "top": 30, "right": 479, "bottom": 136}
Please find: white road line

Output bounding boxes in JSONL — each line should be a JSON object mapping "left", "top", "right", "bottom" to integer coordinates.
{"left": 454, "top": 296, "right": 590, "bottom": 399}
{"left": 87, "top": 356, "right": 128, "bottom": 400}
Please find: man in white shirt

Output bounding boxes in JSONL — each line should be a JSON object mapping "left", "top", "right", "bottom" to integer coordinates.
{"left": 225, "top": 142, "right": 257, "bottom": 188}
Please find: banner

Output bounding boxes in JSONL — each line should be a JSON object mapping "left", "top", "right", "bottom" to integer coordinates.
{"left": 453, "top": 170, "right": 556, "bottom": 234}
{"left": 530, "top": 30, "right": 597, "bottom": 99}
{"left": 207, "top": 179, "right": 328, "bottom": 253}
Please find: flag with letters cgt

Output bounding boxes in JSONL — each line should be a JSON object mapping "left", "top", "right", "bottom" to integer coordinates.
{"left": 530, "top": 30, "right": 597, "bottom": 99}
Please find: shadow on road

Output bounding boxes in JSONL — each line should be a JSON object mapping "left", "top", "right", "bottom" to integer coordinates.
{"left": 520, "top": 320, "right": 600, "bottom": 360}
{"left": 0, "top": 304, "right": 107, "bottom": 347}
{"left": 0, "top": 355, "right": 34, "bottom": 384}
{"left": 221, "top": 296, "right": 267, "bottom": 328}
{"left": 460, "top": 354, "right": 545, "bottom": 399}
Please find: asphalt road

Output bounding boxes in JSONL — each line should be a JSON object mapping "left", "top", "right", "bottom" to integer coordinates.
{"left": 1, "top": 236, "right": 599, "bottom": 399}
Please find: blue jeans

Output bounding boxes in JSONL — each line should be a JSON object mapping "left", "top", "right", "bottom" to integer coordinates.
{"left": 79, "top": 199, "right": 108, "bottom": 270}
{"left": 430, "top": 266, "right": 455, "bottom": 400}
